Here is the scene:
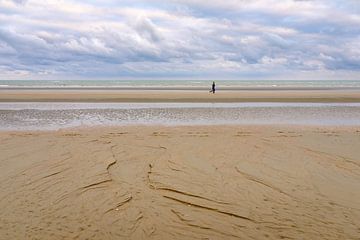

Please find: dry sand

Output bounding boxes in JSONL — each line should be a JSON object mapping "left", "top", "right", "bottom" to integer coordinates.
{"left": 1, "top": 89, "right": 360, "bottom": 102}
{"left": 0, "top": 125, "right": 360, "bottom": 239}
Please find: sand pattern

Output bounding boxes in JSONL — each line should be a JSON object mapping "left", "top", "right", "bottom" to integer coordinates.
{"left": 0, "top": 126, "right": 360, "bottom": 239}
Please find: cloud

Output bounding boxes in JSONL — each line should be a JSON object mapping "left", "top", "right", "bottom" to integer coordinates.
{"left": 0, "top": 0, "right": 359, "bottom": 80}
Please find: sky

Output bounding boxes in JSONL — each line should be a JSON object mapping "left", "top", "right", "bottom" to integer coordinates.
{"left": 0, "top": 0, "right": 360, "bottom": 80}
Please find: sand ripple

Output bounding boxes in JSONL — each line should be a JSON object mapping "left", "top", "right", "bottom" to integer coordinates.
{"left": 0, "top": 126, "right": 360, "bottom": 239}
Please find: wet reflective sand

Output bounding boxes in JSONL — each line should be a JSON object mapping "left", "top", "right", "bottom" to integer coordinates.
{"left": 0, "top": 102, "right": 360, "bottom": 130}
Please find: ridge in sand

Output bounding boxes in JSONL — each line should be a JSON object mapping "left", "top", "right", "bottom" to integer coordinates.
{"left": 1, "top": 125, "right": 360, "bottom": 239}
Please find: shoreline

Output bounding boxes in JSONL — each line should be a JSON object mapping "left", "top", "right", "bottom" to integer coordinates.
{"left": 0, "top": 123, "right": 359, "bottom": 133}
{"left": 1, "top": 86, "right": 360, "bottom": 91}
{"left": 1, "top": 102, "right": 360, "bottom": 130}
{"left": 1, "top": 89, "right": 360, "bottom": 102}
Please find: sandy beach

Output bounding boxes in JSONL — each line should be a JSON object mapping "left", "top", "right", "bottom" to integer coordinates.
{"left": 1, "top": 89, "right": 360, "bottom": 102}
{"left": 2, "top": 0, "right": 360, "bottom": 239}
{"left": 1, "top": 125, "right": 359, "bottom": 239}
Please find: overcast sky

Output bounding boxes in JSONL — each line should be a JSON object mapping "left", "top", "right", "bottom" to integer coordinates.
{"left": 0, "top": 0, "right": 359, "bottom": 80}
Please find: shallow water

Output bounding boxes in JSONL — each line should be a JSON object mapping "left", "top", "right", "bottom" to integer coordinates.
{"left": 0, "top": 102, "right": 360, "bottom": 130}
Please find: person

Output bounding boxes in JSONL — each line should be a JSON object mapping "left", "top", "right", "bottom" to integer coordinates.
{"left": 211, "top": 81, "right": 216, "bottom": 94}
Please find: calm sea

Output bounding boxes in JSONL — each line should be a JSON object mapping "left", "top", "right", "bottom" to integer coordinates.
{"left": 1, "top": 80, "right": 360, "bottom": 89}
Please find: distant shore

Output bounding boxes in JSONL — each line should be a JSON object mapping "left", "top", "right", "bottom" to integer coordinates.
{"left": 1, "top": 86, "right": 360, "bottom": 91}
{"left": 1, "top": 89, "right": 360, "bottom": 102}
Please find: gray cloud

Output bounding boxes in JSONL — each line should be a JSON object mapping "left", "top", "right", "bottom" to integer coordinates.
{"left": 11, "top": 0, "right": 27, "bottom": 4}
{"left": 0, "top": 0, "right": 359, "bottom": 79}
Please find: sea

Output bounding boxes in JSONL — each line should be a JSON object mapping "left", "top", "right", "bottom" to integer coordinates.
{"left": 1, "top": 79, "right": 360, "bottom": 89}
{"left": 0, "top": 80, "right": 360, "bottom": 130}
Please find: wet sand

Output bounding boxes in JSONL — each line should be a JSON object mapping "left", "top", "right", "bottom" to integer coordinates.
{"left": 1, "top": 125, "right": 360, "bottom": 239}
{"left": 1, "top": 89, "right": 360, "bottom": 102}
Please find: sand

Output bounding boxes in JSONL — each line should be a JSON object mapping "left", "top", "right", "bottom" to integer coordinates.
{"left": 1, "top": 89, "right": 360, "bottom": 102}
{"left": 0, "top": 125, "right": 360, "bottom": 239}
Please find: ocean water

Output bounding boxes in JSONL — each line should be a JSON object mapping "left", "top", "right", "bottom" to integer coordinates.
{"left": 0, "top": 102, "right": 359, "bottom": 130}
{"left": 1, "top": 80, "right": 360, "bottom": 89}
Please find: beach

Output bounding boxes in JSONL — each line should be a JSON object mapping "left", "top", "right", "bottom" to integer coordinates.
{"left": 1, "top": 89, "right": 360, "bottom": 102}
{"left": 1, "top": 86, "right": 360, "bottom": 239}
{"left": 2, "top": 0, "right": 360, "bottom": 237}
{"left": 0, "top": 125, "right": 360, "bottom": 239}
